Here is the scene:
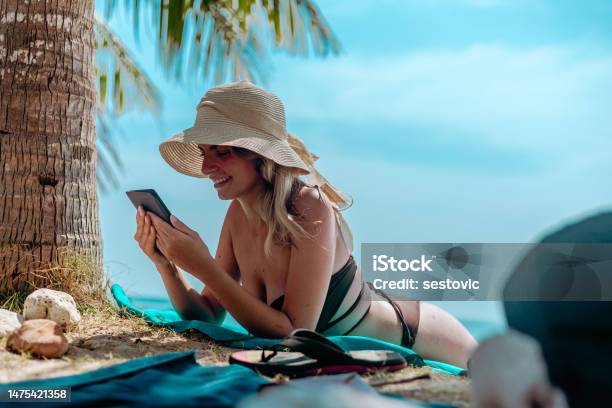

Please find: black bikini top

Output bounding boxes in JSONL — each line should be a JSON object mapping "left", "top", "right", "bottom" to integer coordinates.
{"left": 269, "top": 255, "right": 359, "bottom": 332}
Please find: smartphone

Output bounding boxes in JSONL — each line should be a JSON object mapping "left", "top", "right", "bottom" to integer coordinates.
{"left": 126, "top": 189, "right": 172, "bottom": 224}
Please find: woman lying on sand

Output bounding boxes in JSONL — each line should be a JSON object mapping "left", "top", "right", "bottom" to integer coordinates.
{"left": 133, "top": 81, "right": 476, "bottom": 368}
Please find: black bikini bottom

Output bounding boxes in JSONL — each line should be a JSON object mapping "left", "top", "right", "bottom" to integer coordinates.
{"left": 341, "top": 282, "right": 421, "bottom": 349}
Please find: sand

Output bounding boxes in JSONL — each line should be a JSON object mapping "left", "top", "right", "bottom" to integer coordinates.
{"left": 0, "top": 309, "right": 471, "bottom": 406}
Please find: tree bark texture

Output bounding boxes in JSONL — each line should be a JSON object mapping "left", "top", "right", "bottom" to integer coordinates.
{"left": 0, "top": 0, "right": 101, "bottom": 296}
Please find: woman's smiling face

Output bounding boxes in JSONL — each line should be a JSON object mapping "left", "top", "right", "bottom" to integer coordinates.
{"left": 198, "top": 144, "right": 262, "bottom": 200}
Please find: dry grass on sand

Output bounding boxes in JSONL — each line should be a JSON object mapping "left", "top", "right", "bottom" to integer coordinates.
{"left": 0, "top": 307, "right": 471, "bottom": 406}
{"left": 0, "top": 306, "right": 233, "bottom": 382}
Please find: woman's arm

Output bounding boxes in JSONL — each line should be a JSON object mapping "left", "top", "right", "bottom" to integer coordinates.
{"left": 150, "top": 204, "right": 240, "bottom": 324}
{"left": 156, "top": 261, "right": 221, "bottom": 323}
{"left": 278, "top": 188, "right": 337, "bottom": 330}
{"left": 134, "top": 205, "right": 218, "bottom": 322}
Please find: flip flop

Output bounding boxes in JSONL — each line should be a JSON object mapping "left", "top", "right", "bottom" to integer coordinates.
{"left": 229, "top": 329, "right": 407, "bottom": 377}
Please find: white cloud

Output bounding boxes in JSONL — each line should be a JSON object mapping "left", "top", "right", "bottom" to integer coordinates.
{"left": 273, "top": 44, "right": 612, "bottom": 154}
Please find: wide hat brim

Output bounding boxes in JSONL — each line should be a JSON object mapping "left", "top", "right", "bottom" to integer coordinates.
{"left": 159, "top": 107, "right": 310, "bottom": 178}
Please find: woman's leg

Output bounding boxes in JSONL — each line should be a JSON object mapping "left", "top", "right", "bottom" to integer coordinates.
{"left": 409, "top": 301, "right": 477, "bottom": 368}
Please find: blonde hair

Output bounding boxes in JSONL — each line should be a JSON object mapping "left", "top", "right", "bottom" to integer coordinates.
{"left": 233, "top": 147, "right": 340, "bottom": 257}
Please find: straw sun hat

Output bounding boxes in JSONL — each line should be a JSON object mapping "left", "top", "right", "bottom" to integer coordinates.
{"left": 159, "top": 80, "right": 350, "bottom": 210}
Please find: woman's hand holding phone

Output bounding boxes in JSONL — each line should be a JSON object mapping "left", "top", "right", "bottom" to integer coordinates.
{"left": 134, "top": 206, "right": 171, "bottom": 268}
{"left": 147, "top": 211, "right": 215, "bottom": 277}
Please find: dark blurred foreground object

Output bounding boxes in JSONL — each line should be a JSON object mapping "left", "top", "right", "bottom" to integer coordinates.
{"left": 504, "top": 211, "right": 612, "bottom": 407}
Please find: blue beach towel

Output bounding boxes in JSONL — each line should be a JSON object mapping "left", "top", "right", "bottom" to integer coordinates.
{"left": 1, "top": 351, "right": 269, "bottom": 407}
{"left": 111, "top": 284, "right": 465, "bottom": 376}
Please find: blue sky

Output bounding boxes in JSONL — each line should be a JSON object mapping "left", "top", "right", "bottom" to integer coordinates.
{"left": 97, "top": 1, "right": 612, "bottom": 324}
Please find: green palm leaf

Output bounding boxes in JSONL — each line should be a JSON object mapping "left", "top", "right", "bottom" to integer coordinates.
{"left": 94, "top": 16, "right": 161, "bottom": 191}
{"left": 103, "top": 0, "right": 341, "bottom": 83}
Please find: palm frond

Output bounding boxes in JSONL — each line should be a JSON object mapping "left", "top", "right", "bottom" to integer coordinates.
{"left": 94, "top": 16, "right": 160, "bottom": 116}
{"left": 104, "top": 0, "right": 341, "bottom": 84}
{"left": 94, "top": 16, "right": 161, "bottom": 193}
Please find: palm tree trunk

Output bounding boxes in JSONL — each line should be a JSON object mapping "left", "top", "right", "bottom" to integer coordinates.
{"left": 0, "top": 0, "right": 101, "bottom": 296}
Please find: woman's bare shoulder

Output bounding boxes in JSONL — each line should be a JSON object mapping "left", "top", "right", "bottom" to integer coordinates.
{"left": 225, "top": 200, "right": 244, "bottom": 229}
{"left": 291, "top": 185, "right": 334, "bottom": 223}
